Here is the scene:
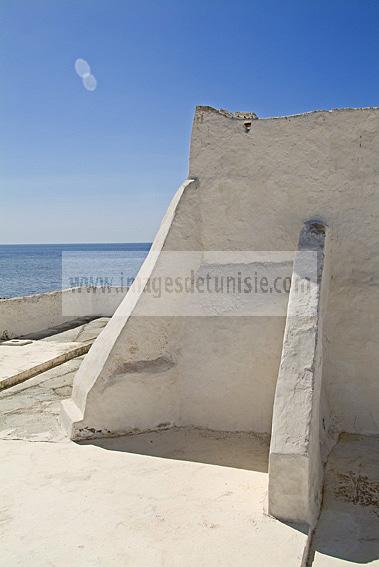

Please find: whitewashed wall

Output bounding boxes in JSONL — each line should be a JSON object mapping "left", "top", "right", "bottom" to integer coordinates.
{"left": 0, "top": 287, "right": 128, "bottom": 339}
{"left": 190, "top": 106, "right": 379, "bottom": 436}
{"left": 62, "top": 106, "right": 379, "bottom": 441}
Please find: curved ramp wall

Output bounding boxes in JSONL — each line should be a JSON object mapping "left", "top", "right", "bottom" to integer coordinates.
{"left": 61, "top": 179, "right": 203, "bottom": 437}
{"left": 62, "top": 106, "right": 379, "bottom": 440}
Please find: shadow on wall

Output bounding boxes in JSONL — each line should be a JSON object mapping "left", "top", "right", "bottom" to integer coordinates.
{"left": 77, "top": 427, "right": 270, "bottom": 473}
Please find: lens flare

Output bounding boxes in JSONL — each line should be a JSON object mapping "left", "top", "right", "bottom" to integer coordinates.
{"left": 74, "top": 58, "right": 91, "bottom": 78}
{"left": 82, "top": 74, "right": 97, "bottom": 91}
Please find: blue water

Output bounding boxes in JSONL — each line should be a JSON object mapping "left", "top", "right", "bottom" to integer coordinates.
{"left": 0, "top": 243, "right": 151, "bottom": 298}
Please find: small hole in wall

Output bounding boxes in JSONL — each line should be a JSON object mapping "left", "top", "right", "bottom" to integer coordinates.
{"left": 244, "top": 121, "right": 252, "bottom": 133}
{"left": 309, "top": 222, "right": 326, "bottom": 236}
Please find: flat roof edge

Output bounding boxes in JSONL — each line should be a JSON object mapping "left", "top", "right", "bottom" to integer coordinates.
{"left": 195, "top": 105, "right": 379, "bottom": 121}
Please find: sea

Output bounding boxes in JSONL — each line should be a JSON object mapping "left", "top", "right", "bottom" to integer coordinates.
{"left": 0, "top": 243, "right": 151, "bottom": 299}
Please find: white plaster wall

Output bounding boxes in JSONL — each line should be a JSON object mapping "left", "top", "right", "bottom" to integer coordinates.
{"left": 190, "top": 106, "right": 379, "bottom": 435}
{"left": 176, "top": 316, "right": 286, "bottom": 433}
{"left": 63, "top": 106, "right": 379, "bottom": 440}
{"left": 62, "top": 176, "right": 288, "bottom": 437}
{"left": 152, "top": 178, "right": 289, "bottom": 433}
{"left": 0, "top": 287, "right": 127, "bottom": 339}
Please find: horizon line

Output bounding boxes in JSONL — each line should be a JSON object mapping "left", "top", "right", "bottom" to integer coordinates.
{"left": 0, "top": 241, "right": 153, "bottom": 246}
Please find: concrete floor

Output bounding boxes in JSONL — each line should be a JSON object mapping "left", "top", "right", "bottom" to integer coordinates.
{"left": 0, "top": 355, "right": 84, "bottom": 441}
{"left": 0, "top": 318, "right": 109, "bottom": 441}
{"left": 1, "top": 433, "right": 309, "bottom": 567}
{"left": 80, "top": 428, "right": 270, "bottom": 471}
{"left": 0, "top": 318, "right": 110, "bottom": 391}
{"left": 311, "top": 434, "right": 379, "bottom": 566}
{"left": 0, "top": 318, "right": 378, "bottom": 565}
{"left": 0, "top": 320, "right": 310, "bottom": 566}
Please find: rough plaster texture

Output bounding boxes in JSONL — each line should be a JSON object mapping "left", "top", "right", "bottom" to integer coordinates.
{"left": 268, "top": 221, "right": 331, "bottom": 526}
{"left": 0, "top": 287, "right": 126, "bottom": 340}
{"left": 62, "top": 106, "right": 379, "bottom": 444}
{"left": 0, "top": 355, "right": 84, "bottom": 441}
{"left": 189, "top": 106, "right": 379, "bottom": 436}
{"left": 62, "top": 177, "right": 288, "bottom": 438}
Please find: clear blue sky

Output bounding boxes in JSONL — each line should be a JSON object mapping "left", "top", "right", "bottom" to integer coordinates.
{"left": 1, "top": 0, "right": 378, "bottom": 244}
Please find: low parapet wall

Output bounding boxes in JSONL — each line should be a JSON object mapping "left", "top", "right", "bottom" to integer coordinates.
{"left": 0, "top": 287, "right": 128, "bottom": 340}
